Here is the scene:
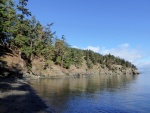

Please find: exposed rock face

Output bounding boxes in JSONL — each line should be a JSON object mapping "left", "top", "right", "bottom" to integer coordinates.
{"left": 2, "top": 55, "right": 139, "bottom": 78}
{"left": 30, "top": 59, "right": 139, "bottom": 77}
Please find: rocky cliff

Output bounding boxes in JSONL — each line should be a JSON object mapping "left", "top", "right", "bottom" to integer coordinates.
{"left": 0, "top": 53, "right": 139, "bottom": 78}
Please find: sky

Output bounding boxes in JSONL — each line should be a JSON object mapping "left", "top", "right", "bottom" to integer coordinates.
{"left": 15, "top": 0, "right": 150, "bottom": 72}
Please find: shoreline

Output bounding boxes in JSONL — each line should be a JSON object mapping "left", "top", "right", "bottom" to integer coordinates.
{"left": 0, "top": 72, "right": 139, "bottom": 113}
{"left": 0, "top": 78, "right": 52, "bottom": 113}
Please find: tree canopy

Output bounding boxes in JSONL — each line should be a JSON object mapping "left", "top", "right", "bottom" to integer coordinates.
{"left": 0, "top": 0, "right": 137, "bottom": 71}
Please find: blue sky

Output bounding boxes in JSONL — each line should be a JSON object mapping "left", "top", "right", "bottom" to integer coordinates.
{"left": 15, "top": 0, "right": 150, "bottom": 72}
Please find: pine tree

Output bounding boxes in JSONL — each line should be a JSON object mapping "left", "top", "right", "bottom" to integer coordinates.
{"left": 16, "top": 0, "right": 31, "bottom": 35}
{"left": 0, "top": 0, "right": 16, "bottom": 44}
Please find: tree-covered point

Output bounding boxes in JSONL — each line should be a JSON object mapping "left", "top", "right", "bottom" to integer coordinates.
{"left": 0, "top": 0, "right": 137, "bottom": 71}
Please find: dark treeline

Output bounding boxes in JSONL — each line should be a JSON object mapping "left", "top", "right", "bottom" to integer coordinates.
{"left": 0, "top": 0, "right": 137, "bottom": 72}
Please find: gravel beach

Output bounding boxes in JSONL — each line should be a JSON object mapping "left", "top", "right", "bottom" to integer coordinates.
{"left": 0, "top": 78, "right": 52, "bottom": 113}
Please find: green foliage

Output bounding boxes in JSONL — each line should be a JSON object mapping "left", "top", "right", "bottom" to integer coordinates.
{"left": 0, "top": 0, "right": 16, "bottom": 42}
{"left": 70, "top": 48, "right": 83, "bottom": 67}
{"left": 13, "top": 34, "right": 29, "bottom": 47}
{"left": 86, "top": 58, "right": 93, "bottom": 69}
{"left": 0, "top": 0, "right": 138, "bottom": 72}
{"left": 56, "top": 56, "right": 61, "bottom": 66}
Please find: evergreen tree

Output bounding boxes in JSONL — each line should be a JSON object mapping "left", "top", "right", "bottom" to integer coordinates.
{"left": 0, "top": 0, "right": 16, "bottom": 44}
{"left": 0, "top": 0, "right": 138, "bottom": 73}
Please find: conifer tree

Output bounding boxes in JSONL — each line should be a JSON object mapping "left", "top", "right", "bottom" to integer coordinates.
{"left": 0, "top": 0, "right": 16, "bottom": 44}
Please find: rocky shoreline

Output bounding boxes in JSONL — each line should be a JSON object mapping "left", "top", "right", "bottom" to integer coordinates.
{"left": 0, "top": 78, "right": 53, "bottom": 113}
{"left": 29, "top": 65, "right": 139, "bottom": 78}
{"left": 0, "top": 67, "right": 139, "bottom": 113}
{"left": 30, "top": 59, "right": 139, "bottom": 78}
{"left": 0, "top": 52, "right": 139, "bottom": 79}
{"left": 0, "top": 53, "right": 139, "bottom": 113}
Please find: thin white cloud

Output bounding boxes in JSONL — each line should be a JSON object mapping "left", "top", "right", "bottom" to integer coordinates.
{"left": 101, "top": 43, "right": 142, "bottom": 63}
{"left": 72, "top": 46, "right": 79, "bottom": 49}
{"left": 135, "top": 57, "right": 150, "bottom": 73}
{"left": 72, "top": 44, "right": 150, "bottom": 72}
{"left": 119, "top": 43, "right": 129, "bottom": 48}
{"left": 85, "top": 46, "right": 100, "bottom": 53}
{"left": 100, "top": 44, "right": 150, "bottom": 72}
{"left": 73, "top": 44, "right": 141, "bottom": 62}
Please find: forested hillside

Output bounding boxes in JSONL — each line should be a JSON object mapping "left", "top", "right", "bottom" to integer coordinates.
{"left": 0, "top": 0, "right": 138, "bottom": 77}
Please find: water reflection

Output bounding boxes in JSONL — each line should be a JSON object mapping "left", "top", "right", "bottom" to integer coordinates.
{"left": 30, "top": 74, "right": 138, "bottom": 113}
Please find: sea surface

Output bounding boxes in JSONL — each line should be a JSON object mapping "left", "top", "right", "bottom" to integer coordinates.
{"left": 30, "top": 73, "right": 150, "bottom": 113}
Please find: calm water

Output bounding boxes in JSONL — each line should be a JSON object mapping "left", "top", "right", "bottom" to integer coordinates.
{"left": 30, "top": 73, "right": 150, "bottom": 113}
